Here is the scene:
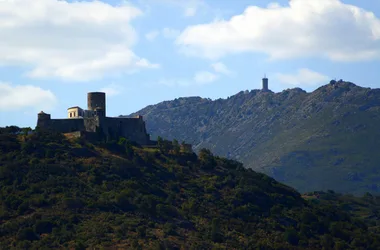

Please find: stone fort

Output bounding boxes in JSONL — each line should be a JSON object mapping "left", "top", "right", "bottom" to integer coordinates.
{"left": 37, "top": 92, "right": 154, "bottom": 145}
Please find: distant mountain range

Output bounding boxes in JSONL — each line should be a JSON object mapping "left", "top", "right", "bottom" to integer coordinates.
{"left": 124, "top": 80, "right": 380, "bottom": 195}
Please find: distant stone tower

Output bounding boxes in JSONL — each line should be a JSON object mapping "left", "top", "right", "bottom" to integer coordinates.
{"left": 87, "top": 92, "right": 106, "bottom": 117}
{"left": 262, "top": 75, "right": 269, "bottom": 92}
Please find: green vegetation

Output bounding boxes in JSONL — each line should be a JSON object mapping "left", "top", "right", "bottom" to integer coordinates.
{"left": 303, "top": 191, "right": 380, "bottom": 234}
{"left": 1, "top": 127, "right": 380, "bottom": 249}
{"left": 126, "top": 80, "right": 380, "bottom": 194}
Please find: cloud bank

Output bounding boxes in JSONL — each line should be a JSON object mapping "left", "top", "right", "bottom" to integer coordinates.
{"left": 0, "top": 0, "right": 158, "bottom": 81}
{"left": 176, "top": 0, "right": 380, "bottom": 62}
{"left": 275, "top": 68, "right": 329, "bottom": 86}
{"left": 0, "top": 82, "right": 57, "bottom": 111}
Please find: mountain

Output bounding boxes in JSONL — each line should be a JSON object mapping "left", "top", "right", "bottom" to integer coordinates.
{"left": 125, "top": 80, "right": 380, "bottom": 195}
{"left": 1, "top": 129, "right": 380, "bottom": 249}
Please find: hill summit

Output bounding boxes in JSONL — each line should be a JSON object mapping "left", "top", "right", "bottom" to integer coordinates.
{"left": 125, "top": 79, "right": 380, "bottom": 195}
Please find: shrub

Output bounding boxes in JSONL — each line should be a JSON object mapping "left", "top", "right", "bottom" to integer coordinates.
{"left": 17, "top": 228, "right": 39, "bottom": 241}
{"left": 17, "top": 201, "right": 30, "bottom": 215}
{"left": 163, "top": 223, "right": 177, "bottom": 236}
{"left": 34, "top": 220, "right": 54, "bottom": 234}
{"left": 63, "top": 198, "right": 85, "bottom": 210}
{"left": 284, "top": 228, "right": 299, "bottom": 245}
{"left": 137, "top": 226, "right": 146, "bottom": 237}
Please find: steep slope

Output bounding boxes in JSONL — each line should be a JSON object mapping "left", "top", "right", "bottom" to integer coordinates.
{"left": 1, "top": 129, "right": 380, "bottom": 249}
{"left": 126, "top": 80, "right": 380, "bottom": 195}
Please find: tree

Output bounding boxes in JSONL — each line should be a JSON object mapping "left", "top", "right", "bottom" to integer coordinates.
{"left": 115, "top": 191, "right": 132, "bottom": 211}
{"left": 180, "top": 141, "right": 193, "bottom": 154}
{"left": 34, "top": 220, "right": 54, "bottom": 234}
{"left": 17, "top": 228, "right": 39, "bottom": 241}
{"left": 17, "top": 201, "right": 29, "bottom": 215}
{"left": 137, "top": 226, "right": 146, "bottom": 238}
{"left": 63, "top": 198, "right": 85, "bottom": 210}
{"left": 321, "top": 234, "right": 334, "bottom": 249}
{"left": 22, "top": 127, "right": 32, "bottom": 136}
{"left": 211, "top": 218, "right": 222, "bottom": 242}
{"left": 157, "top": 136, "right": 163, "bottom": 146}
{"left": 157, "top": 136, "right": 171, "bottom": 154}
{"left": 74, "top": 241, "right": 87, "bottom": 250}
{"left": 199, "top": 148, "right": 216, "bottom": 169}
{"left": 118, "top": 137, "right": 127, "bottom": 146}
{"left": 284, "top": 228, "right": 299, "bottom": 245}
{"left": 163, "top": 223, "right": 177, "bottom": 236}
{"left": 118, "top": 137, "right": 134, "bottom": 157}
{"left": 172, "top": 139, "right": 180, "bottom": 155}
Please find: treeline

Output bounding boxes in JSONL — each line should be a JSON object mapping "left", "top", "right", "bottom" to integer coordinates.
{"left": 0, "top": 126, "right": 32, "bottom": 135}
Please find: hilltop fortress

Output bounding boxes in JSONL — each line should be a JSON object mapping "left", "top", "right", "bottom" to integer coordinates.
{"left": 37, "top": 92, "right": 154, "bottom": 145}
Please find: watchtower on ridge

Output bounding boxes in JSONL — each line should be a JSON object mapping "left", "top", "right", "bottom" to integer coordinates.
{"left": 262, "top": 75, "right": 269, "bottom": 92}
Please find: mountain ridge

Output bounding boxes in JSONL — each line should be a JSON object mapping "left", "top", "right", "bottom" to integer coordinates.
{"left": 124, "top": 80, "right": 380, "bottom": 195}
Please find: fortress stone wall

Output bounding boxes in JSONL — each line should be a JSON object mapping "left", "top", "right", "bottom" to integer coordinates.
{"left": 38, "top": 118, "right": 86, "bottom": 133}
{"left": 99, "top": 116, "right": 150, "bottom": 144}
{"left": 36, "top": 92, "right": 154, "bottom": 146}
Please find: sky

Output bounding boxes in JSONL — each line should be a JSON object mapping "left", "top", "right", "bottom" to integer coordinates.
{"left": 0, "top": 0, "right": 380, "bottom": 128}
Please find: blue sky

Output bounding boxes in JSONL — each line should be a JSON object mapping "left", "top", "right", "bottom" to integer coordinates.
{"left": 0, "top": 0, "right": 380, "bottom": 128}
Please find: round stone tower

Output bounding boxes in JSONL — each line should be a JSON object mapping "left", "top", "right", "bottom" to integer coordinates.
{"left": 87, "top": 92, "right": 106, "bottom": 117}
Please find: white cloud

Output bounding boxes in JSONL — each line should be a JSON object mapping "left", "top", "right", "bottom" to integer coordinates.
{"left": 176, "top": 0, "right": 380, "bottom": 62}
{"left": 100, "top": 84, "right": 124, "bottom": 97}
{"left": 211, "top": 62, "right": 232, "bottom": 75}
{"left": 0, "top": 0, "right": 159, "bottom": 81}
{"left": 145, "top": 30, "right": 160, "bottom": 41}
{"left": 182, "top": 0, "right": 208, "bottom": 17}
{"left": 144, "top": 28, "right": 180, "bottom": 41}
{"left": 275, "top": 68, "right": 329, "bottom": 86}
{"left": 194, "top": 71, "right": 219, "bottom": 84}
{"left": 267, "top": 2, "right": 281, "bottom": 9}
{"left": 184, "top": 7, "right": 197, "bottom": 17}
{"left": 0, "top": 82, "right": 57, "bottom": 111}
{"left": 142, "top": 0, "right": 206, "bottom": 17}
{"left": 162, "top": 28, "right": 181, "bottom": 39}
{"left": 157, "top": 70, "right": 220, "bottom": 87}
{"left": 158, "top": 79, "right": 191, "bottom": 87}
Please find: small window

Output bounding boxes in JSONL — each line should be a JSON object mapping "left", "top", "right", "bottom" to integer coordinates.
{"left": 70, "top": 113, "right": 72, "bottom": 118}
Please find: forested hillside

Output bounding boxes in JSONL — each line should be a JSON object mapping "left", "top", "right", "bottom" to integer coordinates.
{"left": 1, "top": 128, "right": 380, "bottom": 249}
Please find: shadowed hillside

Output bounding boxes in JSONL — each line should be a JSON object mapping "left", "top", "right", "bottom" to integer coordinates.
{"left": 125, "top": 80, "right": 380, "bottom": 195}
{"left": 1, "top": 128, "right": 380, "bottom": 249}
